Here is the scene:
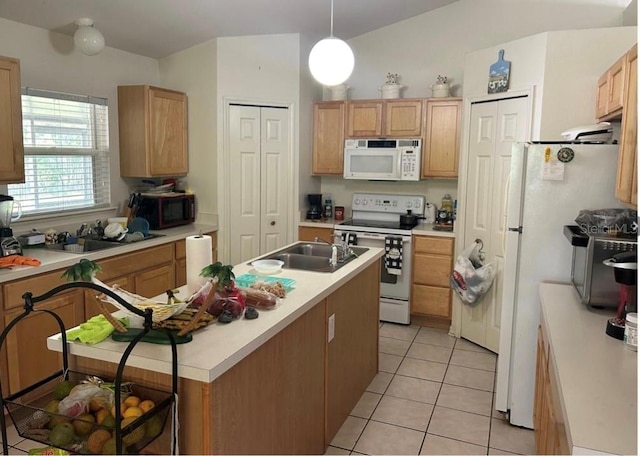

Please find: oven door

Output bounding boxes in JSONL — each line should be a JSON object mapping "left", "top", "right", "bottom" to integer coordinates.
{"left": 336, "top": 230, "right": 412, "bottom": 324}
{"left": 343, "top": 148, "right": 401, "bottom": 180}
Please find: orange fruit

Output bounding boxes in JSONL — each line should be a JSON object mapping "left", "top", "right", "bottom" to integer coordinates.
{"left": 110, "top": 403, "right": 128, "bottom": 418}
{"left": 138, "top": 399, "right": 155, "bottom": 413}
{"left": 123, "top": 406, "right": 143, "bottom": 419}
{"left": 123, "top": 395, "right": 141, "bottom": 408}
{"left": 95, "top": 408, "right": 110, "bottom": 425}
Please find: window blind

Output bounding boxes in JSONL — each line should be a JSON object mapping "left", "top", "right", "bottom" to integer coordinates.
{"left": 8, "top": 88, "right": 111, "bottom": 216}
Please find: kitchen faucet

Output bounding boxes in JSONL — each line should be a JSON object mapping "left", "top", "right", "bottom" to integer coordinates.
{"left": 314, "top": 235, "right": 353, "bottom": 265}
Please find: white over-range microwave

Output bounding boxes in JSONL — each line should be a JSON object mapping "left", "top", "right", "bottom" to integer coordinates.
{"left": 343, "top": 138, "right": 421, "bottom": 181}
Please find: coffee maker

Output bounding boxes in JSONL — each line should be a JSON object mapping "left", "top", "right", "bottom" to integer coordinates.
{"left": 603, "top": 251, "right": 637, "bottom": 339}
{"left": 306, "top": 194, "right": 323, "bottom": 220}
{"left": 0, "top": 195, "right": 22, "bottom": 256}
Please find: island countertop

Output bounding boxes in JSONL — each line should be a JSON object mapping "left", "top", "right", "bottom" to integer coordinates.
{"left": 48, "top": 245, "right": 384, "bottom": 384}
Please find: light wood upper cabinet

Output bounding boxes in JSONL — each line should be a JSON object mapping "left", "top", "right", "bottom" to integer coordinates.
{"left": 118, "top": 85, "right": 188, "bottom": 178}
{"left": 0, "top": 56, "right": 24, "bottom": 184}
{"left": 596, "top": 54, "right": 627, "bottom": 121}
{"left": 347, "top": 99, "right": 422, "bottom": 138}
{"left": 312, "top": 101, "right": 345, "bottom": 175}
{"left": 347, "top": 101, "right": 383, "bottom": 137}
{"left": 385, "top": 100, "right": 423, "bottom": 137}
{"left": 616, "top": 43, "right": 637, "bottom": 207}
{"left": 422, "top": 98, "right": 462, "bottom": 178}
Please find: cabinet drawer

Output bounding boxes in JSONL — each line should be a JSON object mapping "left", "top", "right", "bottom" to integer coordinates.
{"left": 84, "top": 275, "right": 133, "bottom": 319}
{"left": 134, "top": 263, "right": 175, "bottom": 298}
{"left": 299, "top": 226, "right": 333, "bottom": 243}
{"left": 3, "top": 268, "right": 71, "bottom": 310}
{"left": 98, "top": 244, "right": 174, "bottom": 281}
{"left": 413, "top": 253, "right": 452, "bottom": 287}
{"left": 411, "top": 285, "right": 451, "bottom": 318}
{"left": 414, "top": 236, "right": 454, "bottom": 255}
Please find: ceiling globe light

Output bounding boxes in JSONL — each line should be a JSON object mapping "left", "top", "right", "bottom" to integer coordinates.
{"left": 308, "top": 0, "right": 354, "bottom": 86}
{"left": 74, "top": 18, "right": 105, "bottom": 56}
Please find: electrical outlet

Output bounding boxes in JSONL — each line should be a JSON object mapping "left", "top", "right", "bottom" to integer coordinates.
{"left": 328, "top": 313, "right": 335, "bottom": 342}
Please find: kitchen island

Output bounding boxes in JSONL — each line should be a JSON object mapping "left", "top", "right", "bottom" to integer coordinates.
{"left": 48, "top": 244, "right": 384, "bottom": 454}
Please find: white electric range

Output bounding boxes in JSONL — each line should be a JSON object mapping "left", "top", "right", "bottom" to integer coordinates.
{"left": 334, "top": 193, "right": 425, "bottom": 324}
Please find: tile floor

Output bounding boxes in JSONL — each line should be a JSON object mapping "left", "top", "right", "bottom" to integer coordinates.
{"left": 326, "top": 323, "right": 535, "bottom": 455}
{"left": 1, "top": 323, "right": 535, "bottom": 455}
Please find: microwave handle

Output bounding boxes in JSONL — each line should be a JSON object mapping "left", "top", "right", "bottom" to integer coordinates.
{"left": 397, "top": 151, "right": 403, "bottom": 177}
{"left": 185, "top": 197, "right": 195, "bottom": 220}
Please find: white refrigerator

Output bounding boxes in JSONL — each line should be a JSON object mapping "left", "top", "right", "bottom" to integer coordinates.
{"left": 495, "top": 142, "right": 623, "bottom": 429}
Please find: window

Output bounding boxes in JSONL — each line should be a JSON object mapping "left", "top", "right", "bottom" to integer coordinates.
{"left": 8, "top": 88, "right": 110, "bottom": 216}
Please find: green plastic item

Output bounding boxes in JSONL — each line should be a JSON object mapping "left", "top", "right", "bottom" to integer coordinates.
{"left": 111, "top": 328, "right": 192, "bottom": 344}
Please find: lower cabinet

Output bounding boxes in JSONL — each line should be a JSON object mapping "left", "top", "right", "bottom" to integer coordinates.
{"left": 411, "top": 235, "right": 454, "bottom": 321}
{"left": 3, "top": 290, "right": 84, "bottom": 396}
{"left": 298, "top": 225, "right": 334, "bottom": 243}
{"left": 535, "top": 323, "right": 570, "bottom": 455}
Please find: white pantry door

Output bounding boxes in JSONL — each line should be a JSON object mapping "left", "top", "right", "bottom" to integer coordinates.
{"left": 461, "top": 96, "right": 528, "bottom": 353}
{"left": 229, "top": 105, "right": 289, "bottom": 265}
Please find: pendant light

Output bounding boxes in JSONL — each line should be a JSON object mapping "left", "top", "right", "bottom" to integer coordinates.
{"left": 308, "top": 0, "right": 354, "bottom": 86}
{"left": 74, "top": 18, "right": 105, "bottom": 56}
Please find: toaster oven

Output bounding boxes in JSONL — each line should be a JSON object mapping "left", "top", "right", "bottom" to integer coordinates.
{"left": 564, "top": 225, "right": 637, "bottom": 308}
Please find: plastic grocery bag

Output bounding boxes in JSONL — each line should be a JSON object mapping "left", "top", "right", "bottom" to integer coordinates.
{"left": 450, "top": 240, "right": 497, "bottom": 306}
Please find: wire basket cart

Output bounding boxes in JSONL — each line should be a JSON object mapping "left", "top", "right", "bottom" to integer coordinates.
{"left": 0, "top": 281, "right": 179, "bottom": 455}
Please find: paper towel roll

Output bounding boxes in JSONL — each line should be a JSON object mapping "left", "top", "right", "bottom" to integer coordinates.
{"left": 186, "top": 234, "right": 213, "bottom": 295}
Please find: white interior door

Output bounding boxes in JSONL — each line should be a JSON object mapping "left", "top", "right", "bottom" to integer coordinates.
{"left": 229, "top": 105, "right": 289, "bottom": 264}
{"left": 461, "top": 96, "right": 528, "bottom": 352}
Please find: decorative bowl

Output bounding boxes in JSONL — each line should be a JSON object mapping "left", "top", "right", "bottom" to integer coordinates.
{"left": 251, "top": 259, "right": 284, "bottom": 275}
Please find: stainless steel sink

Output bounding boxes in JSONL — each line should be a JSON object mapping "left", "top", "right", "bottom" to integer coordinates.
{"left": 252, "top": 242, "right": 369, "bottom": 273}
{"left": 45, "top": 233, "right": 166, "bottom": 254}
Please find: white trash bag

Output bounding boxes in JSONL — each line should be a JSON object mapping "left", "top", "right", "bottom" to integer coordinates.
{"left": 450, "top": 240, "right": 497, "bottom": 306}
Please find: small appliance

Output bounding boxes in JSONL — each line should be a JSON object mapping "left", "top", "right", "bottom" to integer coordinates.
{"left": 560, "top": 122, "right": 613, "bottom": 142}
{"left": 334, "top": 193, "right": 425, "bottom": 324}
{"left": 135, "top": 193, "right": 195, "bottom": 230}
{"left": 0, "top": 195, "right": 22, "bottom": 256}
{"left": 343, "top": 138, "right": 421, "bottom": 181}
{"left": 603, "top": 251, "right": 637, "bottom": 339}
{"left": 306, "top": 194, "right": 323, "bottom": 220}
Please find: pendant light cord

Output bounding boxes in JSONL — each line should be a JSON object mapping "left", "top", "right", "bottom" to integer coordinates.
{"left": 330, "top": 0, "right": 334, "bottom": 37}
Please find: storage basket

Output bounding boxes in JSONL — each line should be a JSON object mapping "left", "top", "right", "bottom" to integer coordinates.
{"left": 4, "top": 370, "right": 172, "bottom": 454}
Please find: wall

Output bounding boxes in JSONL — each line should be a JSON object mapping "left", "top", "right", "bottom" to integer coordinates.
{"left": 0, "top": 17, "right": 159, "bottom": 234}
{"left": 159, "top": 39, "right": 218, "bottom": 224}
{"left": 623, "top": 0, "right": 638, "bottom": 25}
{"left": 319, "top": 0, "right": 628, "bottom": 212}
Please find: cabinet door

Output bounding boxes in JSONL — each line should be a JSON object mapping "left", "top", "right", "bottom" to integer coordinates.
{"left": 135, "top": 263, "right": 175, "bottom": 299}
{"left": 411, "top": 285, "right": 451, "bottom": 318}
{"left": 384, "top": 100, "right": 422, "bottom": 137}
{"left": 616, "top": 44, "right": 637, "bottom": 206}
{"left": 595, "top": 72, "right": 610, "bottom": 120}
{"left": 422, "top": 99, "right": 461, "bottom": 178}
{"left": 347, "top": 101, "right": 383, "bottom": 137}
{"left": 148, "top": 87, "right": 188, "bottom": 176}
{"left": 0, "top": 56, "right": 24, "bottom": 183}
{"left": 298, "top": 226, "right": 333, "bottom": 242}
{"left": 312, "top": 101, "right": 345, "bottom": 175}
{"left": 608, "top": 55, "right": 627, "bottom": 115}
{"left": 4, "top": 290, "right": 84, "bottom": 395}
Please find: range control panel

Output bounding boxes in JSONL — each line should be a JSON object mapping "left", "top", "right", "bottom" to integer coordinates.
{"left": 351, "top": 193, "right": 425, "bottom": 215}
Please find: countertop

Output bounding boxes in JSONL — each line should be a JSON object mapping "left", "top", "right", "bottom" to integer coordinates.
{"left": 539, "top": 283, "right": 637, "bottom": 455}
{"left": 299, "top": 219, "right": 456, "bottom": 238}
{"left": 48, "top": 244, "right": 385, "bottom": 383}
{"left": 0, "top": 223, "right": 218, "bottom": 283}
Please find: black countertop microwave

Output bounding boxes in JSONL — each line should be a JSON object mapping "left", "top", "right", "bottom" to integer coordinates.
{"left": 136, "top": 193, "right": 195, "bottom": 229}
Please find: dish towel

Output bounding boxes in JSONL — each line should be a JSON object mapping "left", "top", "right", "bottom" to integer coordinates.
{"left": 341, "top": 232, "right": 358, "bottom": 246}
{"left": 385, "top": 236, "right": 403, "bottom": 275}
{"left": 66, "top": 314, "right": 129, "bottom": 345}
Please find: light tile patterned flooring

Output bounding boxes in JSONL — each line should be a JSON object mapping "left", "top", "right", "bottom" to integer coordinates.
{"left": 326, "top": 323, "right": 535, "bottom": 455}
{"left": 1, "top": 324, "right": 535, "bottom": 455}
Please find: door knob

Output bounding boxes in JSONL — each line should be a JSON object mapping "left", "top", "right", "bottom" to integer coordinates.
{"left": 270, "top": 221, "right": 276, "bottom": 226}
